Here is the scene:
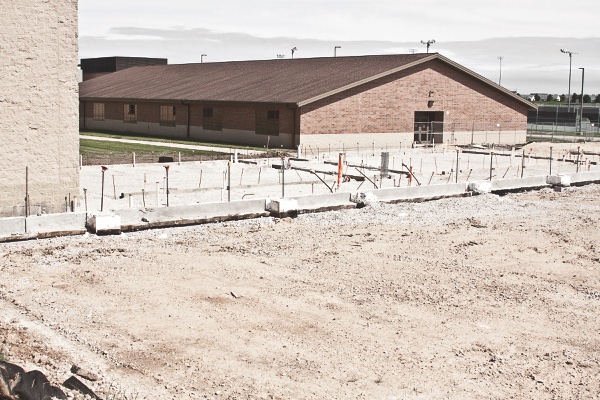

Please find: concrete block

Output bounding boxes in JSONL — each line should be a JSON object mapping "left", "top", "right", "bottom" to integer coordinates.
{"left": 468, "top": 181, "right": 492, "bottom": 193}
{"left": 88, "top": 213, "right": 122, "bottom": 235}
{"left": 350, "top": 192, "right": 378, "bottom": 205}
{"left": 547, "top": 175, "right": 571, "bottom": 187}
{"left": 267, "top": 198, "right": 299, "bottom": 214}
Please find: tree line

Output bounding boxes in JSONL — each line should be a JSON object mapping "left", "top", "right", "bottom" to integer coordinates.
{"left": 532, "top": 93, "right": 600, "bottom": 103}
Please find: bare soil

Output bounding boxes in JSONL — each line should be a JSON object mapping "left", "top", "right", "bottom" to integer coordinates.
{"left": 1, "top": 184, "right": 600, "bottom": 399}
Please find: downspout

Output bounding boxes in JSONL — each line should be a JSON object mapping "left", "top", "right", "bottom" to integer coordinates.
{"left": 81, "top": 101, "right": 86, "bottom": 130}
{"left": 293, "top": 105, "right": 301, "bottom": 149}
{"left": 186, "top": 103, "right": 191, "bottom": 139}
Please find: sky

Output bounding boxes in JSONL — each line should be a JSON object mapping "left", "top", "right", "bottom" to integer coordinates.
{"left": 78, "top": 0, "right": 600, "bottom": 95}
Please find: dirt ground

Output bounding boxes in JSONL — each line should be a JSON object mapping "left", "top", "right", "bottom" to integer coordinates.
{"left": 1, "top": 180, "right": 599, "bottom": 399}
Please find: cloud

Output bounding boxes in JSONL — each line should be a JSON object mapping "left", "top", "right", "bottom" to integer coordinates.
{"left": 80, "top": 27, "right": 600, "bottom": 94}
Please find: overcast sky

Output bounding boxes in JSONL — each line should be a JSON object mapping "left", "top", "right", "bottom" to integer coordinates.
{"left": 79, "top": 0, "right": 600, "bottom": 95}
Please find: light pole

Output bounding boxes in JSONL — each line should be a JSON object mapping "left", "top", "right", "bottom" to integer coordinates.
{"left": 334, "top": 46, "right": 341, "bottom": 57}
{"left": 579, "top": 67, "right": 585, "bottom": 134}
{"left": 291, "top": 47, "right": 297, "bottom": 59}
{"left": 420, "top": 39, "right": 435, "bottom": 53}
{"left": 497, "top": 56, "right": 503, "bottom": 86}
{"left": 560, "top": 49, "right": 577, "bottom": 110}
{"left": 201, "top": 54, "right": 207, "bottom": 63}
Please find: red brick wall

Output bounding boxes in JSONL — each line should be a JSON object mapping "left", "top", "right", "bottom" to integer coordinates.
{"left": 300, "top": 60, "right": 530, "bottom": 135}
{"left": 86, "top": 101, "right": 293, "bottom": 134}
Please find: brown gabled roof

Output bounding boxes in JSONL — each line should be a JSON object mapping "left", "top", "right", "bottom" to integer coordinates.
{"left": 79, "top": 53, "right": 535, "bottom": 109}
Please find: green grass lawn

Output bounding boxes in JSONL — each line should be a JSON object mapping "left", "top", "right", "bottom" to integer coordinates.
{"left": 80, "top": 138, "right": 222, "bottom": 156}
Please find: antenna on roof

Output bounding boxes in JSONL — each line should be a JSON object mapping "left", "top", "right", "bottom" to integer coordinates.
{"left": 277, "top": 54, "right": 286, "bottom": 59}
{"left": 409, "top": 48, "right": 417, "bottom": 54}
{"left": 334, "top": 46, "right": 341, "bottom": 57}
{"left": 291, "top": 47, "right": 297, "bottom": 59}
{"left": 201, "top": 54, "right": 207, "bottom": 63}
{"left": 420, "top": 39, "right": 436, "bottom": 53}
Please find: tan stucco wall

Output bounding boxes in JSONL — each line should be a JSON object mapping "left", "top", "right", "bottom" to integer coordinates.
{"left": 0, "top": 1, "right": 79, "bottom": 216}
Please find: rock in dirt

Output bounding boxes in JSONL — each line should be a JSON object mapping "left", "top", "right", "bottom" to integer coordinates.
{"left": 70, "top": 364, "right": 99, "bottom": 381}
{"left": 63, "top": 376, "right": 101, "bottom": 399}
{"left": 0, "top": 361, "right": 66, "bottom": 400}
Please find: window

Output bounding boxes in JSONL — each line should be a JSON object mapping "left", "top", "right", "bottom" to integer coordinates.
{"left": 93, "top": 103, "right": 105, "bottom": 121}
{"left": 124, "top": 104, "right": 137, "bottom": 123}
{"left": 160, "top": 105, "right": 176, "bottom": 126}
{"left": 202, "top": 106, "right": 222, "bottom": 131}
{"left": 256, "top": 109, "right": 280, "bottom": 135}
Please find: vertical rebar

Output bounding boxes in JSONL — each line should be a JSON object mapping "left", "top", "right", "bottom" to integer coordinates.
{"left": 25, "top": 166, "right": 29, "bottom": 218}
{"left": 455, "top": 150, "right": 459, "bottom": 183}
{"left": 101, "top": 166, "right": 107, "bottom": 212}
{"left": 164, "top": 165, "right": 170, "bottom": 206}
{"left": 227, "top": 162, "right": 231, "bottom": 202}
{"left": 549, "top": 147, "right": 553, "bottom": 175}
{"left": 281, "top": 158, "right": 285, "bottom": 198}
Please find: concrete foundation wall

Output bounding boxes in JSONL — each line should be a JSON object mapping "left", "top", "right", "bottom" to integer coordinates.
{"left": 369, "top": 183, "right": 468, "bottom": 202}
{"left": 290, "top": 192, "right": 355, "bottom": 212}
{"left": 0, "top": 1, "right": 80, "bottom": 217}
{"left": 117, "top": 199, "right": 269, "bottom": 231}
{"left": 0, "top": 212, "right": 86, "bottom": 242}
{"left": 489, "top": 176, "right": 549, "bottom": 192}
{"left": 570, "top": 170, "right": 600, "bottom": 184}
{"left": 188, "top": 126, "right": 293, "bottom": 148}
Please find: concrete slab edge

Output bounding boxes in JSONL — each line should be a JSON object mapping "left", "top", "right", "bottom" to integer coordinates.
{"left": 1, "top": 171, "right": 600, "bottom": 241}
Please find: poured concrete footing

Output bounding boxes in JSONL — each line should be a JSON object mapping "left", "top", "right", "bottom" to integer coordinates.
{"left": 2, "top": 170, "right": 600, "bottom": 241}
{"left": 0, "top": 213, "right": 87, "bottom": 242}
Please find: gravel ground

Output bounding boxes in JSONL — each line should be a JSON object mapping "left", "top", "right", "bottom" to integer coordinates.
{"left": 1, "top": 178, "right": 599, "bottom": 399}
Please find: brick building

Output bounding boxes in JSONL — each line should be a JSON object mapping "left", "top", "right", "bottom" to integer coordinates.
{"left": 0, "top": 1, "right": 80, "bottom": 217}
{"left": 79, "top": 53, "right": 535, "bottom": 149}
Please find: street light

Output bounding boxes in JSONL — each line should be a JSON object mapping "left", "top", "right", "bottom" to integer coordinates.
{"left": 291, "top": 47, "right": 297, "bottom": 59}
{"left": 201, "top": 54, "right": 207, "bottom": 63}
{"left": 334, "top": 46, "right": 341, "bottom": 57}
{"left": 560, "top": 49, "right": 577, "bottom": 110}
{"left": 497, "top": 56, "right": 503, "bottom": 86}
{"left": 420, "top": 39, "right": 436, "bottom": 53}
{"left": 579, "top": 67, "right": 585, "bottom": 134}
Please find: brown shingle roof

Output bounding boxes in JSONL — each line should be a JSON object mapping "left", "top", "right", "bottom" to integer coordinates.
{"left": 79, "top": 53, "right": 535, "bottom": 108}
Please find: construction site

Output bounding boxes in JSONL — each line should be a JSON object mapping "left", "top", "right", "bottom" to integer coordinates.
{"left": 1, "top": 139, "right": 600, "bottom": 399}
